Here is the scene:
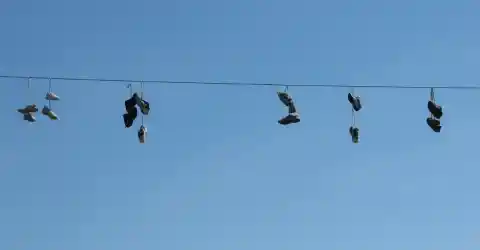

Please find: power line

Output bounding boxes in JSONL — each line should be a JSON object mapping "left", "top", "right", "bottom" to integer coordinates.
{"left": 1, "top": 74, "right": 480, "bottom": 89}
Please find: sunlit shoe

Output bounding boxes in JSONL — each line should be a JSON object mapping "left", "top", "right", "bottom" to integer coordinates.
{"left": 41, "top": 105, "right": 59, "bottom": 120}
{"left": 133, "top": 93, "right": 150, "bottom": 115}
{"left": 45, "top": 92, "right": 60, "bottom": 101}
{"left": 139, "top": 100, "right": 150, "bottom": 115}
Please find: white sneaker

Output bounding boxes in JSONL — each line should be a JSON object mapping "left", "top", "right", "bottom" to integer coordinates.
{"left": 45, "top": 92, "right": 60, "bottom": 101}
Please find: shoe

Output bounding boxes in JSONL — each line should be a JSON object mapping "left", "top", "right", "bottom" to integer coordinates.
{"left": 426, "top": 117, "right": 441, "bottom": 132}
{"left": 428, "top": 100, "right": 443, "bottom": 119}
{"left": 41, "top": 105, "right": 59, "bottom": 120}
{"left": 277, "top": 92, "right": 293, "bottom": 107}
{"left": 23, "top": 113, "right": 36, "bottom": 122}
{"left": 125, "top": 95, "right": 137, "bottom": 110}
{"left": 138, "top": 125, "right": 147, "bottom": 143}
{"left": 349, "top": 126, "right": 359, "bottom": 143}
{"left": 348, "top": 93, "right": 362, "bottom": 112}
{"left": 45, "top": 92, "right": 60, "bottom": 101}
{"left": 133, "top": 93, "right": 150, "bottom": 115}
{"left": 123, "top": 114, "right": 134, "bottom": 128}
{"left": 17, "top": 104, "right": 38, "bottom": 114}
{"left": 278, "top": 113, "right": 300, "bottom": 125}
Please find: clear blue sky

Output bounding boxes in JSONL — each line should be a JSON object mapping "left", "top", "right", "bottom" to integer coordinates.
{"left": 1, "top": 0, "right": 479, "bottom": 249}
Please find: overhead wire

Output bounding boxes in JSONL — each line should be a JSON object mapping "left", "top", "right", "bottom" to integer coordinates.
{"left": 10, "top": 74, "right": 452, "bottom": 137}
{"left": 2, "top": 74, "right": 480, "bottom": 90}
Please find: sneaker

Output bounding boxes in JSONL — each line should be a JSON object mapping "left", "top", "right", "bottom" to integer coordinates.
{"left": 278, "top": 113, "right": 300, "bottom": 125}
{"left": 133, "top": 93, "right": 150, "bottom": 115}
{"left": 277, "top": 92, "right": 293, "bottom": 107}
{"left": 348, "top": 93, "right": 362, "bottom": 112}
{"left": 123, "top": 114, "right": 134, "bottom": 128}
{"left": 138, "top": 125, "right": 147, "bottom": 143}
{"left": 45, "top": 92, "right": 60, "bottom": 101}
{"left": 41, "top": 105, "right": 59, "bottom": 120}
{"left": 17, "top": 104, "right": 38, "bottom": 114}
{"left": 23, "top": 113, "right": 36, "bottom": 122}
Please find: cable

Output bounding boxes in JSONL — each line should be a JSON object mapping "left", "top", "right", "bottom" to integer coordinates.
{"left": 1, "top": 74, "right": 480, "bottom": 89}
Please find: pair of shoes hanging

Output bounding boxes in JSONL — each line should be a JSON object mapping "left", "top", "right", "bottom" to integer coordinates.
{"left": 42, "top": 92, "right": 60, "bottom": 120}
{"left": 17, "top": 104, "right": 38, "bottom": 122}
{"left": 427, "top": 100, "right": 443, "bottom": 132}
{"left": 349, "top": 126, "right": 359, "bottom": 143}
{"left": 123, "top": 92, "right": 151, "bottom": 128}
{"left": 17, "top": 92, "right": 61, "bottom": 123}
{"left": 277, "top": 91, "right": 301, "bottom": 125}
{"left": 123, "top": 92, "right": 150, "bottom": 143}
{"left": 348, "top": 92, "right": 362, "bottom": 143}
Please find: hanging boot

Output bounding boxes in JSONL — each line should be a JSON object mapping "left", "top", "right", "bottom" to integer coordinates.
{"left": 123, "top": 114, "right": 133, "bottom": 128}
{"left": 426, "top": 117, "right": 441, "bottom": 132}
{"left": 125, "top": 95, "right": 137, "bottom": 109}
{"left": 133, "top": 93, "right": 150, "bottom": 115}
{"left": 278, "top": 113, "right": 300, "bottom": 125}
{"left": 277, "top": 92, "right": 293, "bottom": 107}
{"left": 348, "top": 93, "right": 362, "bottom": 112}
{"left": 427, "top": 100, "right": 443, "bottom": 119}
{"left": 138, "top": 125, "right": 147, "bottom": 143}
{"left": 41, "top": 105, "right": 59, "bottom": 120}
{"left": 349, "top": 126, "right": 359, "bottom": 143}
{"left": 45, "top": 92, "right": 60, "bottom": 101}
{"left": 123, "top": 106, "right": 138, "bottom": 128}
{"left": 123, "top": 94, "right": 138, "bottom": 127}
{"left": 23, "top": 113, "right": 36, "bottom": 122}
{"left": 17, "top": 104, "right": 38, "bottom": 114}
